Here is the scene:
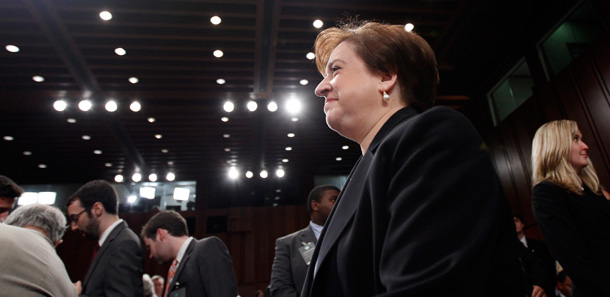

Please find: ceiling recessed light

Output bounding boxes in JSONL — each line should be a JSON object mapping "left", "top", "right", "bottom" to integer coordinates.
{"left": 313, "top": 19, "right": 324, "bottom": 28}
{"left": 223, "top": 134, "right": 230, "bottom": 138}
{"left": 32, "top": 76, "right": 44, "bottom": 82}
{"left": 306, "top": 52, "right": 315, "bottom": 60}
{"left": 93, "top": 150, "right": 102, "bottom": 155}
{"left": 287, "top": 133, "right": 295, "bottom": 138}
{"left": 221, "top": 117, "right": 229, "bottom": 122}
{"left": 291, "top": 117, "right": 298, "bottom": 122}
{"left": 267, "top": 101, "right": 278, "bottom": 112}
{"left": 260, "top": 170, "right": 268, "bottom": 179}
{"left": 167, "top": 161, "right": 174, "bottom": 165}
{"left": 99, "top": 11, "right": 112, "bottom": 21}
{"left": 282, "top": 159, "right": 289, "bottom": 163}
{"left": 23, "top": 151, "right": 32, "bottom": 156}
{"left": 336, "top": 157, "right": 343, "bottom": 161}
{"left": 38, "top": 164, "right": 47, "bottom": 169}
{"left": 285, "top": 98, "right": 302, "bottom": 114}
{"left": 67, "top": 118, "right": 77, "bottom": 123}
{"left": 5, "top": 45, "right": 19, "bottom": 53}
{"left": 245, "top": 171, "right": 253, "bottom": 178}
{"left": 276, "top": 169, "right": 285, "bottom": 178}
{"left": 78, "top": 100, "right": 92, "bottom": 111}
{"left": 247, "top": 101, "right": 258, "bottom": 112}
{"left": 130, "top": 101, "right": 141, "bottom": 112}
{"left": 166, "top": 172, "right": 176, "bottom": 181}
{"left": 210, "top": 16, "right": 221, "bottom": 25}
{"left": 342, "top": 145, "right": 349, "bottom": 150}
{"left": 228, "top": 167, "right": 239, "bottom": 180}
{"left": 223, "top": 101, "right": 234, "bottom": 112}
{"left": 114, "top": 174, "right": 124, "bottom": 183}
{"left": 53, "top": 100, "right": 67, "bottom": 111}
{"left": 285, "top": 147, "right": 292, "bottom": 151}
{"left": 213, "top": 50, "right": 224, "bottom": 58}
{"left": 224, "top": 148, "right": 231, "bottom": 152}
{"left": 3, "top": 136, "right": 14, "bottom": 141}
{"left": 129, "top": 77, "right": 139, "bottom": 84}
{"left": 148, "top": 173, "right": 158, "bottom": 182}
{"left": 216, "top": 78, "right": 226, "bottom": 85}
{"left": 161, "top": 149, "right": 169, "bottom": 153}
{"left": 155, "top": 134, "right": 162, "bottom": 139}
{"left": 105, "top": 100, "right": 118, "bottom": 112}
{"left": 404, "top": 23, "right": 415, "bottom": 32}
{"left": 148, "top": 117, "right": 156, "bottom": 123}
{"left": 114, "top": 47, "right": 126, "bottom": 56}
{"left": 132, "top": 173, "right": 142, "bottom": 182}
{"left": 300, "top": 79, "right": 309, "bottom": 85}
{"left": 105, "top": 163, "right": 112, "bottom": 167}
{"left": 82, "top": 135, "right": 91, "bottom": 140}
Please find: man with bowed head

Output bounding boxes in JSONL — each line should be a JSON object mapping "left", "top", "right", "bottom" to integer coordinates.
{"left": 66, "top": 179, "right": 143, "bottom": 297}
{"left": 141, "top": 210, "right": 239, "bottom": 297}
{"left": 302, "top": 20, "right": 524, "bottom": 296}
{"left": 269, "top": 185, "right": 339, "bottom": 297}
{"left": 1, "top": 203, "right": 77, "bottom": 296}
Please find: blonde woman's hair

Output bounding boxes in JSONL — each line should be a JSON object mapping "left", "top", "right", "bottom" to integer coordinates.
{"left": 531, "top": 120, "right": 600, "bottom": 195}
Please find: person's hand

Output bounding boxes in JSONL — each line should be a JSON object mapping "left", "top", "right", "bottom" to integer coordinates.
{"left": 74, "top": 280, "right": 82, "bottom": 294}
{"left": 531, "top": 285, "right": 547, "bottom": 297}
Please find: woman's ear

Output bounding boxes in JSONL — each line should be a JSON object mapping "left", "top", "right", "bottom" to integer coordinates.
{"left": 379, "top": 72, "right": 397, "bottom": 94}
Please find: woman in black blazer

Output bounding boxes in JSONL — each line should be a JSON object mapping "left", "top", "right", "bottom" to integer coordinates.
{"left": 301, "top": 20, "right": 524, "bottom": 297}
{"left": 531, "top": 120, "right": 610, "bottom": 297}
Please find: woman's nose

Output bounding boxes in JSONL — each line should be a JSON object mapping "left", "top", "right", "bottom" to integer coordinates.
{"left": 315, "top": 77, "right": 330, "bottom": 97}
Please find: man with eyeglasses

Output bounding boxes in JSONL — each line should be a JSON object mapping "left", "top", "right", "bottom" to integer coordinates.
{"left": 66, "top": 179, "right": 143, "bottom": 297}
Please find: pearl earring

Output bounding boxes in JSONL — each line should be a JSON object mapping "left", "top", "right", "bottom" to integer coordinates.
{"left": 382, "top": 90, "right": 390, "bottom": 101}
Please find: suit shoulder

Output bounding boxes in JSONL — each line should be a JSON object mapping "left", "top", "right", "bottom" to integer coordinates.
{"left": 277, "top": 226, "right": 310, "bottom": 242}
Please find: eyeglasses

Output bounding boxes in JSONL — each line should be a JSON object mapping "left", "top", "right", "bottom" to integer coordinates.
{"left": 69, "top": 209, "right": 87, "bottom": 224}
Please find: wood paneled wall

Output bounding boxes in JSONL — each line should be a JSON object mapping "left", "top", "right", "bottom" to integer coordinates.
{"left": 58, "top": 205, "right": 310, "bottom": 296}
{"left": 482, "top": 35, "right": 610, "bottom": 239}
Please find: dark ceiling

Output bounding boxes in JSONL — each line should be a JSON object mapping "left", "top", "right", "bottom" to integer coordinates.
{"left": 0, "top": 0, "right": 576, "bottom": 205}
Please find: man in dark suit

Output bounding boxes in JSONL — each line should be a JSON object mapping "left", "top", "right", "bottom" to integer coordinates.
{"left": 269, "top": 185, "right": 340, "bottom": 297}
{"left": 141, "top": 210, "right": 238, "bottom": 297}
{"left": 0, "top": 175, "right": 23, "bottom": 223}
{"left": 514, "top": 214, "right": 556, "bottom": 297}
{"left": 67, "top": 180, "right": 143, "bottom": 297}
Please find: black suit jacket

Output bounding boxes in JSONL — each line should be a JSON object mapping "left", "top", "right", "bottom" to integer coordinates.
{"left": 532, "top": 181, "right": 610, "bottom": 297}
{"left": 301, "top": 106, "right": 524, "bottom": 297}
{"left": 167, "top": 236, "right": 238, "bottom": 297}
{"left": 82, "top": 221, "right": 143, "bottom": 297}
{"left": 269, "top": 225, "right": 317, "bottom": 297}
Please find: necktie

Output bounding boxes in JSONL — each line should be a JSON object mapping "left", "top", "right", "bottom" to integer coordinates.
{"left": 89, "top": 243, "right": 100, "bottom": 267}
{"left": 164, "top": 259, "right": 178, "bottom": 297}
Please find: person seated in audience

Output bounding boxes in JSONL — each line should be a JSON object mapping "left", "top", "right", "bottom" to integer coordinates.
{"left": 1, "top": 203, "right": 77, "bottom": 296}
{"left": 151, "top": 275, "right": 164, "bottom": 297}
{"left": 143, "top": 274, "right": 157, "bottom": 297}
{"left": 514, "top": 214, "right": 555, "bottom": 297}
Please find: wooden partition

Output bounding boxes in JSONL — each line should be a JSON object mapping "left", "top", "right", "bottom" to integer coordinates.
{"left": 57, "top": 205, "right": 310, "bottom": 296}
{"left": 481, "top": 36, "right": 610, "bottom": 238}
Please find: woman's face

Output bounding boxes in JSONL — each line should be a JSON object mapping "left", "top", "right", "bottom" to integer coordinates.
{"left": 314, "top": 41, "right": 387, "bottom": 142}
{"left": 570, "top": 130, "right": 589, "bottom": 172}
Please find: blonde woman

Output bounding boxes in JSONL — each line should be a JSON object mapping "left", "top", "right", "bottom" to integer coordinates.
{"left": 531, "top": 120, "right": 610, "bottom": 297}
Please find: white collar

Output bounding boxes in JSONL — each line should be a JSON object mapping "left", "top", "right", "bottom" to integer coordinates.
{"left": 176, "top": 237, "right": 194, "bottom": 263}
{"left": 99, "top": 219, "right": 123, "bottom": 247}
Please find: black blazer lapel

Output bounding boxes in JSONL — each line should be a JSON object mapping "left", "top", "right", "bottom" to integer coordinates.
{"left": 83, "top": 221, "right": 127, "bottom": 288}
{"left": 312, "top": 107, "right": 418, "bottom": 277}
{"left": 169, "top": 240, "right": 196, "bottom": 292}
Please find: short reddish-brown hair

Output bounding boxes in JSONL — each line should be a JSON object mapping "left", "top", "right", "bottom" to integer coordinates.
{"left": 314, "top": 21, "right": 439, "bottom": 111}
